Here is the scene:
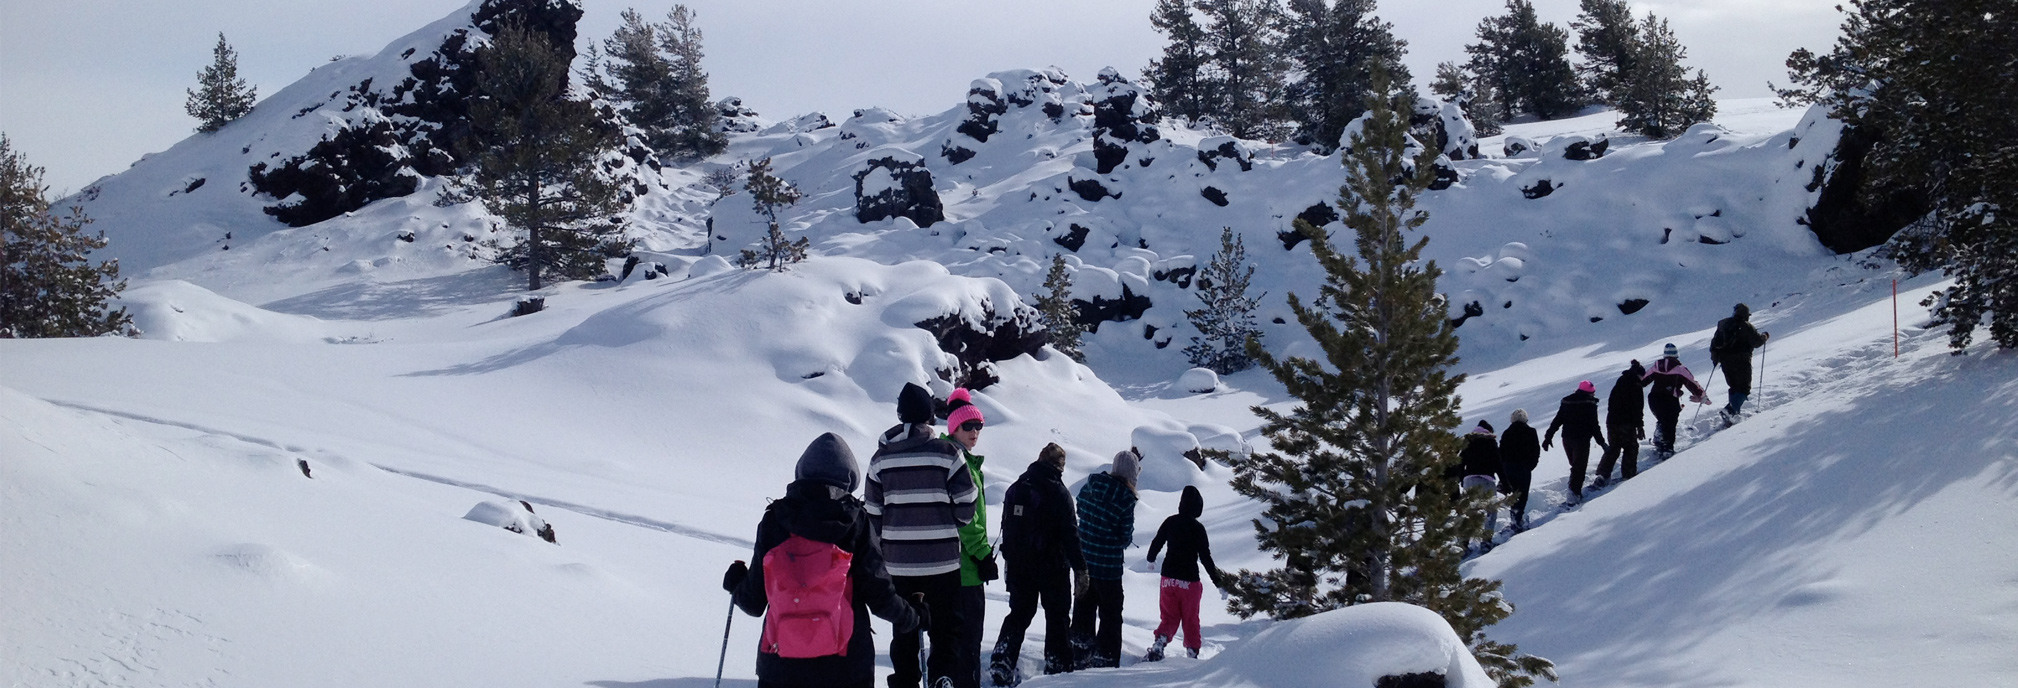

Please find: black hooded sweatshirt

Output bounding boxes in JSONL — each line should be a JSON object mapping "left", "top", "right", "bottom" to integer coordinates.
{"left": 731, "top": 479, "right": 919, "bottom": 687}
{"left": 999, "top": 459, "right": 1085, "bottom": 587}
{"left": 1147, "top": 486, "right": 1222, "bottom": 584}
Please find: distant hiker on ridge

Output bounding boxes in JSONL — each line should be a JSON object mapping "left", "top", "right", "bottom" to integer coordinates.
{"left": 1710, "top": 303, "right": 1771, "bottom": 424}
{"left": 1543, "top": 380, "right": 1608, "bottom": 507}
{"left": 1643, "top": 343, "right": 1709, "bottom": 459}
{"left": 868, "top": 383, "right": 977, "bottom": 688}
{"left": 1499, "top": 409, "right": 1541, "bottom": 532}
{"left": 989, "top": 443, "right": 1085, "bottom": 685}
{"left": 1596, "top": 360, "right": 1649, "bottom": 489}
{"left": 722, "top": 433, "right": 925, "bottom": 688}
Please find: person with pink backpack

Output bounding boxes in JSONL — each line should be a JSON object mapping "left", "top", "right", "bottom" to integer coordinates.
{"left": 723, "top": 433, "right": 927, "bottom": 688}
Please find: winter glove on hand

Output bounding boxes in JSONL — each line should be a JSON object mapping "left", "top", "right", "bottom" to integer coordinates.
{"left": 976, "top": 552, "right": 1000, "bottom": 582}
{"left": 1637, "top": 426, "right": 1647, "bottom": 440}
{"left": 1542, "top": 439, "right": 1553, "bottom": 451}
{"left": 1073, "top": 569, "right": 1091, "bottom": 598}
{"left": 907, "top": 593, "right": 932, "bottom": 633}
{"left": 722, "top": 560, "right": 748, "bottom": 593}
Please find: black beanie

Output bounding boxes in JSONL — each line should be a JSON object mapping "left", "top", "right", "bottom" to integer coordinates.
{"left": 897, "top": 382, "right": 935, "bottom": 424}
{"left": 1734, "top": 303, "right": 1751, "bottom": 319}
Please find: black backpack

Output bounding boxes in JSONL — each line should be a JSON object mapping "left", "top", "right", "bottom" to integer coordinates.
{"left": 1000, "top": 478, "right": 1049, "bottom": 560}
{"left": 1709, "top": 318, "right": 1734, "bottom": 363}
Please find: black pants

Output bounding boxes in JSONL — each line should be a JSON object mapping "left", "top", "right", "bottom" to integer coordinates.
{"left": 890, "top": 572, "right": 964, "bottom": 688}
{"left": 1597, "top": 422, "right": 1639, "bottom": 480}
{"left": 1649, "top": 396, "right": 1681, "bottom": 453}
{"left": 1499, "top": 470, "right": 1532, "bottom": 529}
{"left": 1068, "top": 577, "right": 1125, "bottom": 668}
{"left": 1564, "top": 435, "right": 1599, "bottom": 498}
{"left": 955, "top": 584, "right": 985, "bottom": 688}
{"left": 992, "top": 565, "right": 1074, "bottom": 676}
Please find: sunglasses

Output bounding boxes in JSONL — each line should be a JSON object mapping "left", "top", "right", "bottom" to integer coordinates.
{"left": 959, "top": 420, "right": 984, "bottom": 432}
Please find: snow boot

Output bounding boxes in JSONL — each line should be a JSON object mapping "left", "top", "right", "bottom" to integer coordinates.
{"left": 988, "top": 648, "right": 1019, "bottom": 687}
{"left": 1592, "top": 475, "right": 1611, "bottom": 490}
{"left": 1143, "top": 635, "right": 1169, "bottom": 662}
{"left": 1187, "top": 647, "right": 1200, "bottom": 659}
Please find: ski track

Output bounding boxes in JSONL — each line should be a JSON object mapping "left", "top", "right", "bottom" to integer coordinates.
{"left": 1493, "top": 314, "right": 1944, "bottom": 544}
{"left": 39, "top": 400, "right": 753, "bottom": 551}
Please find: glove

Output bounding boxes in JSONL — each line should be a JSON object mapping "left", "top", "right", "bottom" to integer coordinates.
{"left": 1637, "top": 426, "right": 1646, "bottom": 441}
{"left": 1691, "top": 393, "right": 1709, "bottom": 404}
{"left": 907, "top": 593, "right": 932, "bottom": 633}
{"left": 722, "top": 560, "right": 748, "bottom": 593}
{"left": 1073, "top": 569, "right": 1091, "bottom": 598}
{"left": 1542, "top": 439, "right": 1553, "bottom": 451}
{"left": 976, "top": 552, "right": 1000, "bottom": 582}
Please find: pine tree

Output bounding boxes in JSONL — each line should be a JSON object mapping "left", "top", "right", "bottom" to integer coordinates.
{"left": 1431, "top": 61, "right": 1503, "bottom": 137}
{"left": 1279, "top": 0, "right": 1410, "bottom": 152}
{"left": 1570, "top": 0, "right": 1639, "bottom": 106}
{"left": 452, "top": 21, "right": 632, "bottom": 291}
{"left": 1613, "top": 15, "right": 1717, "bottom": 139}
{"left": 1145, "top": 0, "right": 1213, "bottom": 123}
{"left": 736, "top": 156, "right": 808, "bottom": 272}
{"left": 1185, "top": 227, "right": 1264, "bottom": 374}
{"left": 185, "top": 33, "right": 258, "bottom": 133}
{"left": 1034, "top": 253, "right": 1085, "bottom": 362}
{"left": 1778, "top": 0, "right": 2018, "bottom": 350}
{"left": 588, "top": 5, "right": 726, "bottom": 162}
{"left": 1465, "top": 0, "right": 1584, "bottom": 120}
{"left": 1221, "top": 71, "right": 1552, "bottom": 687}
{"left": 1197, "top": 0, "right": 1290, "bottom": 139}
{"left": 1, "top": 135, "right": 132, "bottom": 338}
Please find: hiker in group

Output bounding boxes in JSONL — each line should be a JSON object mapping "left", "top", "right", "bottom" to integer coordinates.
{"left": 1498, "top": 409, "right": 1541, "bottom": 532}
{"left": 1542, "top": 380, "right": 1608, "bottom": 506}
{"left": 722, "top": 433, "right": 927, "bottom": 688}
{"left": 1642, "top": 343, "right": 1709, "bottom": 459}
{"left": 1595, "top": 360, "right": 1648, "bottom": 489}
{"left": 1069, "top": 448, "right": 1140, "bottom": 669}
{"left": 868, "top": 383, "right": 979, "bottom": 688}
{"left": 1143, "top": 485, "right": 1226, "bottom": 662}
{"left": 989, "top": 443, "right": 1085, "bottom": 686}
{"left": 1457, "top": 419, "right": 1503, "bottom": 552}
{"left": 943, "top": 389, "right": 998, "bottom": 688}
{"left": 1710, "top": 303, "right": 1771, "bottom": 424}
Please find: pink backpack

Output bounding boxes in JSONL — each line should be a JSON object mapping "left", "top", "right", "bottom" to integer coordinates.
{"left": 760, "top": 534, "right": 855, "bottom": 658}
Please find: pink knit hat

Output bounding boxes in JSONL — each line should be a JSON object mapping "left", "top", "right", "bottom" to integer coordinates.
{"left": 1577, "top": 380, "right": 1595, "bottom": 393}
{"left": 947, "top": 389, "right": 985, "bottom": 430}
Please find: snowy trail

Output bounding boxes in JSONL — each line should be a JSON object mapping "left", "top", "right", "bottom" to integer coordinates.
{"left": 45, "top": 399, "right": 754, "bottom": 550}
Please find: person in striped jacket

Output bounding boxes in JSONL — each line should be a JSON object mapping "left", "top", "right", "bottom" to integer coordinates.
{"left": 867, "top": 382, "right": 978, "bottom": 688}
{"left": 1068, "top": 448, "right": 1139, "bottom": 669}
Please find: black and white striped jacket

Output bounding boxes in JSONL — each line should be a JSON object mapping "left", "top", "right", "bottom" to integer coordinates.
{"left": 865, "top": 423, "right": 978, "bottom": 577}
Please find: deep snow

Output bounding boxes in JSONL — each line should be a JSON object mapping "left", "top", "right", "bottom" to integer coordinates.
{"left": 6, "top": 2, "right": 2016, "bottom": 686}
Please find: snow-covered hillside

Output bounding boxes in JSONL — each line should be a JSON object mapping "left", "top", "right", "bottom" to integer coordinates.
{"left": 9, "top": 0, "right": 2016, "bottom": 686}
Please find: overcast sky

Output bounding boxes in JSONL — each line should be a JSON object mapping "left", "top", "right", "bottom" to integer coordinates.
{"left": 0, "top": 0, "right": 1844, "bottom": 194}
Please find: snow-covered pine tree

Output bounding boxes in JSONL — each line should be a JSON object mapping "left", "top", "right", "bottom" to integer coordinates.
{"left": 1279, "top": 0, "right": 1410, "bottom": 152}
{"left": 1196, "top": 0, "right": 1289, "bottom": 139}
{"left": 1184, "top": 227, "right": 1264, "bottom": 374}
{"left": 1431, "top": 61, "right": 1503, "bottom": 137}
{"left": 184, "top": 33, "right": 257, "bottom": 133}
{"left": 1613, "top": 14, "right": 1717, "bottom": 139}
{"left": 0, "top": 135, "right": 132, "bottom": 338}
{"left": 453, "top": 20, "right": 632, "bottom": 291}
{"left": 1570, "top": 0, "right": 1639, "bottom": 106}
{"left": 588, "top": 6, "right": 727, "bottom": 162}
{"left": 737, "top": 156, "right": 808, "bottom": 272}
{"left": 1465, "top": 0, "right": 1583, "bottom": 121}
{"left": 1144, "top": 0, "right": 1212, "bottom": 123}
{"left": 1221, "top": 71, "right": 1553, "bottom": 687}
{"left": 1034, "top": 253, "right": 1085, "bottom": 362}
{"left": 1779, "top": 0, "right": 2017, "bottom": 350}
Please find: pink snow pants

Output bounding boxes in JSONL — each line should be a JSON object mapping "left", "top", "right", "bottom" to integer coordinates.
{"left": 1154, "top": 577, "right": 1205, "bottom": 650}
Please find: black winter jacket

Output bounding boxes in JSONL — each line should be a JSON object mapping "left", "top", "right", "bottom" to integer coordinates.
{"left": 1459, "top": 431, "right": 1502, "bottom": 478}
{"left": 1499, "top": 421, "right": 1541, "bottom": 474}
{"left": 731, "top": 480, "right": 919, "bottom": 687}
{"left": 1606, "top": 369, "right": 1647, "bottom": 428}
{"left": 1713, "top": 316, "right": 1769, "bottom": 368}
{"left": 1000, "top": 460, "right": 1085, "bottom": 590}
{"left": 1147, "top": 486, "right": 1221, "bottom": 584}
{"left": 1544, "top": 390, "right": 1609, "bottom": 449}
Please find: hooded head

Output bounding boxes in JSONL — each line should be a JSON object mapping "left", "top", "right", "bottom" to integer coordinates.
{"left": 1663, "top": 343, "right": 1679, "bottom": 359}
{"left": 1734, "top": 303, "right": 1751, "bottom": 320}
{"left": 946, "top": 389, "right": 984, "bottom": 433}
{"left": 897, "top": 382, "right": 935, "bottom": 425}
{"left": 1510, "top": 408, "right": 1529, "bottom": 425}
{"left": 1472, "top": 419, "right": 1494, "bottom": 435}
{"left": 1179, "top": 485, "right": 1203, "bottom": 519}
{"left": 1577, "top": 380, "right": 1596, "bottom": 394}
{"left": 1627, "top": 359, "right": 1645, "bottom": 377}
{"left": 795, "top": 432, "right": 860, "bottom": 493}
{"left": 1111, "top": 448, "right": 1141, "bottom": 489}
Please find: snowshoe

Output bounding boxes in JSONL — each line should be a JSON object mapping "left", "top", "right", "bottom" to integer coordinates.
{"left": 988, "top": 660, "right": 1019, "bottom": 687}
{"left": 1143, "top": 635, "right": 1169, "bottom": 662}
{"left": 1186, "top": 647, "right": 1200, "bottom": 659}
{"left": 1592, "top": 475, "right": 1611, "bottom": 490}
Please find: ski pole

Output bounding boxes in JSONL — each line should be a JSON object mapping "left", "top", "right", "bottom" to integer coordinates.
{"left": 1692, "top": 362, "right": 1720, "bottom": 424}
{"left": 716, "top": 562, "right": 742, "bottom": 688}
{"left": 1758, "top": 341, "right": 1766, "bottom": 413}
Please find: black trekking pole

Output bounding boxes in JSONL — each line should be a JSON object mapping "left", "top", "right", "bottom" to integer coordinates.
{"left": 1692, "top": 362, "right": 1720, "bottom": 425}
{"left": 1758, "top": 341, "right": 1767, "bottom": 413}
{"left": 716, "top": 562, "right": 742, "bottom": 688}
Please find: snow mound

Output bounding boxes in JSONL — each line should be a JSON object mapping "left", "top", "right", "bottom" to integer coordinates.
{"left": 1178, "top": 367, "right": 1220, "bottom": 393}
{"left": 462, "top": 500, "right": 553, "bottom": 542}
{"left": 1205, "top": 603, "right": 1493, "bottom": 688}
{"left": 1131, "top": 424, "right": 1205, "bottom": 493}
{"left": 120, "top": 280, "right": 333, "bottom": 343}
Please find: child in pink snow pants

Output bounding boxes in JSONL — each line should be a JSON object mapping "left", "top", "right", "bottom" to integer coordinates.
{"left": 1144, "top": 485, "right": 1224, "bottom": 660}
